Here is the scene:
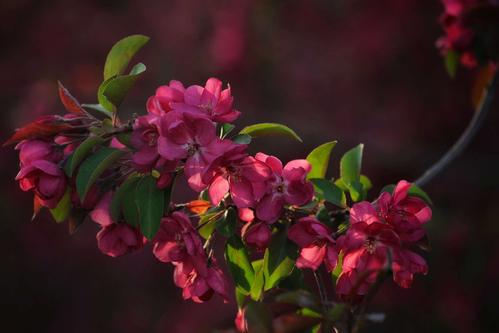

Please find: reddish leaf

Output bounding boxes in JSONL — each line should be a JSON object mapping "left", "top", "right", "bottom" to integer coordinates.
{"left": 3, "top": 115, "right": 72, "bottom": 146}
{"left": 58, "top": 81, "right": 85, "bottom": 114}
{"left": 187, "top": 200, "right": 211, "bottom": 215}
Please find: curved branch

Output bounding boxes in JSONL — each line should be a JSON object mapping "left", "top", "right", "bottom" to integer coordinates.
{"left": 414, "top": 69, "right": 499, "bottom": 187}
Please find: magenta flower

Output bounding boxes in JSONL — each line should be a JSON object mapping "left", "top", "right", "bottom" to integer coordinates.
{"left": 96, "top": 223, "right": 146, "bottom": 258}
{"left": 375, "top": 180, "right": 432, "bottom": 242}
{"left": 16, "top": 142, "right": 67, "bottom": 209}
{"left": 158, "top": 110, "right": 225, "bottom": 191}
{"left": 173, "top": 78, "right": 240, "bottom": 123}
{"left": 255, "top": 153, "right": 314, "bottom": 222}
{"left": 174, "top": 261, "right": 230, "bottom": 303}
{"left": 202, "top": 144, "right": 271, "bottom": 208}
{"left": 146, "top": 80, "right": 186, "bottom": 115}
{"left": 241, "top": 221, "right": 272, "bottom": 249}
{"left": 152, "top": 212, "right": 205, "bottom": 265}
{"left": 288, "top": 217, "right": 338, "bottom": 271}
{"left": 392, "top": 248, "right": 428, "bottom": 288}
{"left": 90, "top": 192, "right": 146, "bottom": 257}
{"left": 336, "top": 202, "right": 400, "bottom": 296}
{"left": 131, "top": 114, "right": 162, "bottom": 172}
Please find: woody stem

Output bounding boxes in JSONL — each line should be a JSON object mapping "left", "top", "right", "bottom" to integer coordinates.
{"left": 414, "top": 69, "right": 498, "bottom": 187}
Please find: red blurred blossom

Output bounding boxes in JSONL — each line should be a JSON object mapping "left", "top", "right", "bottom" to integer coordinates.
{"left": 437, "top": 0, "right": 499, "bottom": 68}
{"left": 255, "top": 153, "right": 314, "bottom": 222}
{"left": 202, "top": 144, "right": 271, "bottom": 208}
{"left": 288, "top": 216, "right": 338, "bottom": 271}
{"left": 172, "top": 78, "right": 241, "bottom": 123}
{"left": 375, "top": 180, "right": 432, "bottom": 243}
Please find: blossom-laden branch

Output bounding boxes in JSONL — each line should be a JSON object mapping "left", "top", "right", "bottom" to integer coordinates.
{"left": 5, "top": 35, "right": 436, "bottom": 333}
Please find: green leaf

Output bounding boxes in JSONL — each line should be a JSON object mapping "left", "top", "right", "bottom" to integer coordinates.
{"left": 216, "top": 207, "right": 237, "bottom": 237}
{"left": 122, "top": 181, "right": 141, "bottom": 228}
{"left": 332, "top": 251, "right": 343, "bottom": 282}
{"left": 250, "top": 259, "right": 265, "bottom": 301}
{"left": 135, "top": 175, "right": 165, "bottom": 240}
{"left": 263, "top": 226, "right": 297, "bottom": 290}
{"left": 98, "top": 62, "right": 147, "bottom": 112}
{"left": 311, "top": 178, "right": 346, "bottom": 207}
{"left": 244, "top": 301, "right": 273, "bottom": 333}
{"left": 225, "top": 236, "right": 255, "bottom": 295}
{"left": 103, "top": 34, "right": 150, "bottom": 80}
{"left": 306, "top": 141, "right": 337, "bottom": 179}
{"left": 408, "top": 184, "right": 432, "bottom": 205}
{"left": 360, "top": 175, "right": 372, "bottom": 192}
{"left": 232, "top": 133, "right": 252, "bottom": 144}
{"left": 239, "top": 122, "right": 302, "bottom": 142}
{"left": 76, "top": 147, "right": 125, "bottom": 201}
{"left": 445, "top": 50, "right": 459, "bottom": 78}
{"left": 340, "top": 144, "right": 363, "bottom": 184}
{"left": 64, "top": 136, "right": 105, "bottom": 176}
{"left": 198, "top": 210, "right": 221, "bottom": 239}
{"left": 81, "top": 103, "right": 113, "bottom": 118}
{"left": 220, "top": 123, "right": 235, "bottom": 138}
{"left": 110, "top": 174, "right": 140, "bottom": 221}
{"left": 347, "top": 180, "right": 364, "bottom": 202}
{"left": 49, "top": 188, "right": 71, "bottom": 223}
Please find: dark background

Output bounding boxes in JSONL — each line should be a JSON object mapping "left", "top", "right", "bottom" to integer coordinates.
{"left": 1, "top": 0, "right": 498, "bottom": 332}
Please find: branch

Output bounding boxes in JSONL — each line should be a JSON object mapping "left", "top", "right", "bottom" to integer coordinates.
{"left": 415, "top": 69, "right": 499, "bottom": 187}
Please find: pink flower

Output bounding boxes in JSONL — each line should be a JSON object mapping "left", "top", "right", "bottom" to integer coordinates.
{"left": 174, "top": 261, "right": 230, "bottom": 303}
{"left": 376, "top": 180, "right": 432, "bottom": 242}
{"left": 152, "top": 212, "right": 205, "bottom": 266}
{"left": 255, "top": 153, "right": 314, "bottom": 222}
{"left": 16, "top": 159, "right": 67, "bottom": 209}
{"left": 96, "top": 223, "right": 145, "bottom": 257}
{"left": 392, "top": 248, "right": 428, "bottom": 288}
{"left": 288, "top": 217, "right": 338, "bottom": 271}
{"left": 158, "top": 110, "right": 225, "bottom": 191}
{"left": 242, "top": 221, "right": 272, "bottom": 249}
{"left": 131, "top": 114, "right": 162, "bottom": 172}
{"left": 202, "top": 144, "right": 271, "bottom": 208}
{"left": 336, "top": 202, "right": 400, "bottom": 296}
{"left": 173, "top": 78, "right": 240, "bottom": 123}
{"left": 146, "top": 80, "right": 186, "bottom": 115}
{"left": 90, "top": 192, "right": 146, "bottom": 257}
{"left": 17, "top": 139, "right": 62, "bottom": 165}
{"left": 89, "top": 191, "right": 115, "bottom": 227}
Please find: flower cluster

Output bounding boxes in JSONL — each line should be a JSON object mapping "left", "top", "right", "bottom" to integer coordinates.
{"left": 437, "top": 0, "right": 499, "bottom": 68}
{"left": 6, "top": 35, "right": 435, "bottom": 332}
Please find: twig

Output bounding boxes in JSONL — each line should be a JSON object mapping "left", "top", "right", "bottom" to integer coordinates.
{"left": 415, "top": 69, "right": 498, "bottom": 187}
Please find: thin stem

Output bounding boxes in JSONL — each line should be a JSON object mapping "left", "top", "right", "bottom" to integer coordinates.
{"left": 415, "top": 69, "right": 498, "bottom": 187}
{"left": 313, "top": 270, "right": 328, "bottom": 310}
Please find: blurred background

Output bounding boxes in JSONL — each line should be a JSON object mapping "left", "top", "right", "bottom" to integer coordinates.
{"left": 1, "top": 0, "right": 498, "bottom": 332}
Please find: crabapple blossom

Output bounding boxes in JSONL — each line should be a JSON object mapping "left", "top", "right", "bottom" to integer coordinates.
{"left": 255, "top": 153, "right": 314, "bottom": 222}
{"left": 288, "top": 216, "right": 338, "bottom": 271}
{"left": 172, "top": 77, "right": 241, "bottom": 123}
